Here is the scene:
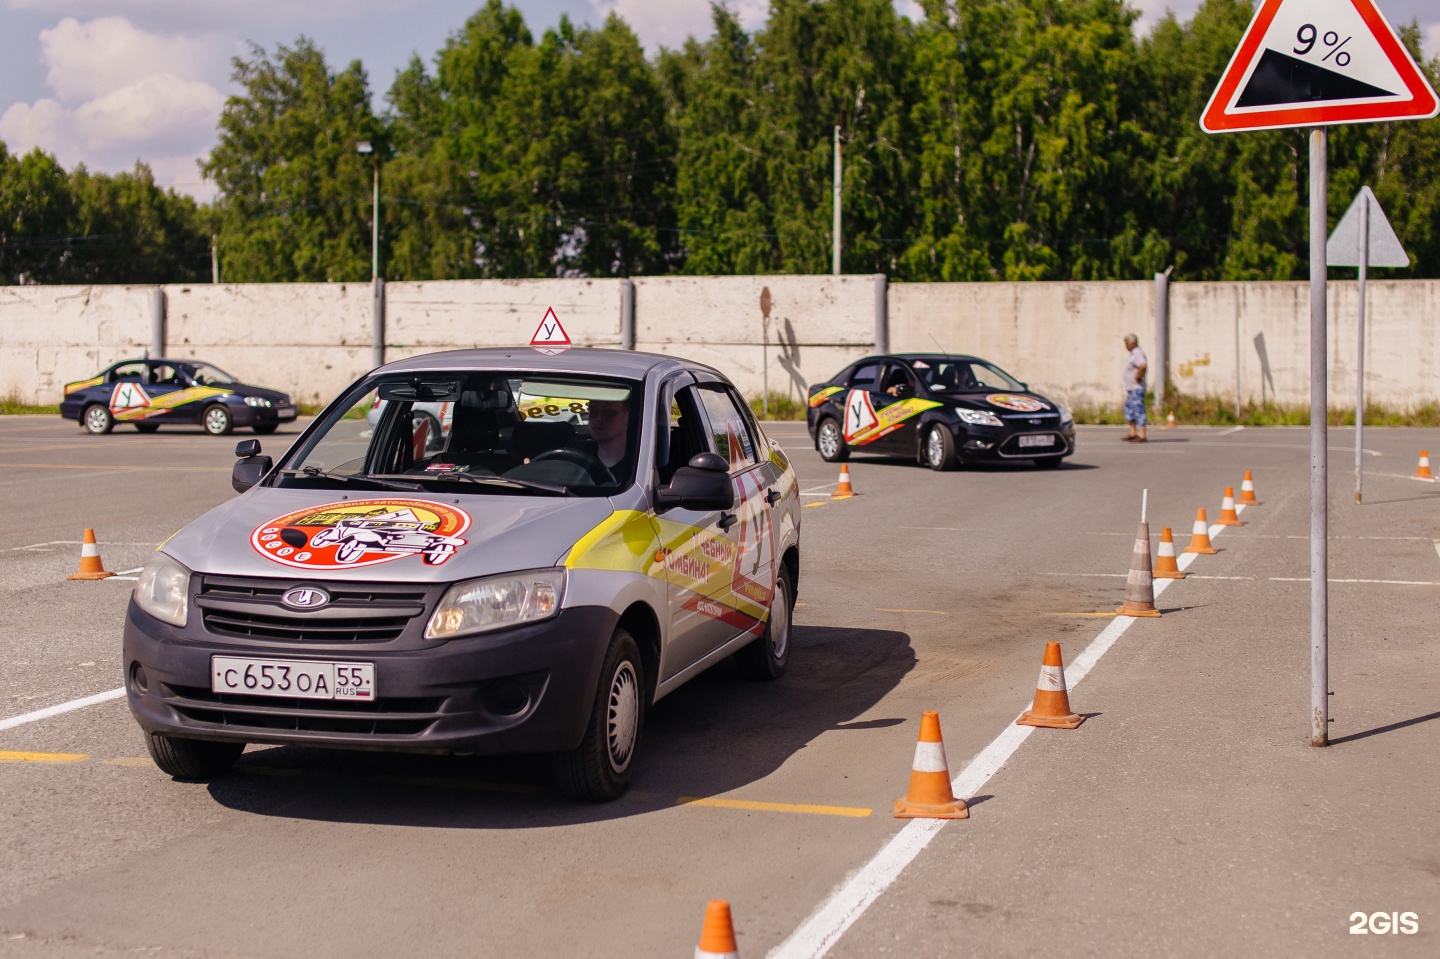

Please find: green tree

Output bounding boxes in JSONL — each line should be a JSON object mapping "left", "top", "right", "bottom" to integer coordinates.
{"left": 0, "top": 144, "right": 74, "bottom": 283}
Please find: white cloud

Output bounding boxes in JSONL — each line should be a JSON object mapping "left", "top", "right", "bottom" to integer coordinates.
{"left": 8, "top": 1, "right": 421, "bottom": 32}
{"left": 590, "top": 0, "right": 768, "bottom": 50}
{"left": 0, "top": 15, "right": 224, "bottom": 199}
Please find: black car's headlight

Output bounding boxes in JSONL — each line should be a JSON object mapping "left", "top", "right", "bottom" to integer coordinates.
{"left": 425, "top": 569, "right": 566, "bottom": 639}
{"left": 134, "top": 552, "right": 191, "bottom": 626}
{"left": 244, "top": 397, "right": 272, "bottom": 408}
{"left": 956, "top": 408, "right": 1004, "bottom": 427}
{"left": 1058, "top": 405, "right": 1074, "bottom": 428}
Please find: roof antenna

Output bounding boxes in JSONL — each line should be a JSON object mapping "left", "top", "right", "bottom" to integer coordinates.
{"left": 927, "top": 333, "right": 956, "bottom": 358}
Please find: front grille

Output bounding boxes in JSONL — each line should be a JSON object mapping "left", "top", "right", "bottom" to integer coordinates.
{"left": 999, "top": 432, "right": 1065, "bottom": 457}
{"left": 196, "top": 575, "right": 431, "bottom": 643}
{"left": 163, "top": 683, "right": 443, "bottom": 736}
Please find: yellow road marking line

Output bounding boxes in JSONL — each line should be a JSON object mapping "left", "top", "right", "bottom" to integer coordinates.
{"left": 676, "top": 796, "right": 872, "bottom": 818}
{"left": 0, "top": 750, "right": 87, "bottom": 763}
{"left": 0, "top": 463, "right": 228, "bottom": 472}
{"left": 874, "top": 607, "right": 948, "bottom": 616}
{"left": 803, "top": 501, "right": 828, "bottom": 508}
{"left": 1046, "top": 611, "right": 1119, "bottom": 618}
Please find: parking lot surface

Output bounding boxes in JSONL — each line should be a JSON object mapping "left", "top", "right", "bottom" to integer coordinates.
{"left": 1, "top": 415, "right": 1437, "bottom": 957}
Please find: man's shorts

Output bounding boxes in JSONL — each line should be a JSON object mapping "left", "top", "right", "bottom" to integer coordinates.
{"left": 1124, "top": 388, "right": 1147, "bottom": 426}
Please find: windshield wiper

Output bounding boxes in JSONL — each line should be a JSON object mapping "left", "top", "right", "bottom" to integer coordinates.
{"left": 281, "top": 467, "right": 422, "bottom": 491}
{"left": 375, "top": 471, "right": 572, "bottom": 496}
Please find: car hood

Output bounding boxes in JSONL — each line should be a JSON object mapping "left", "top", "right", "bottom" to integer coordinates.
{"left": 227, "top": 385, "right": 290, "bottom": 403}
{"left": 161, "top": 487, "right": 616, "bottom": 582}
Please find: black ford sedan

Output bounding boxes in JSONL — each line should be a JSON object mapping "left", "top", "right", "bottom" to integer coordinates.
{"left": 61, "top": 358, "right": 296, "bottom": 436}
{"left": 805, "top": 354, "right": 1075, "bottom": 470}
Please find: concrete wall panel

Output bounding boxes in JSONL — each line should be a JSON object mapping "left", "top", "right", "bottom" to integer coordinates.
{"left": 386, "top": 279, "right": 624, "bottom": 351}
{"left": 0, "top": 285, "right": 154, "bottom": 403}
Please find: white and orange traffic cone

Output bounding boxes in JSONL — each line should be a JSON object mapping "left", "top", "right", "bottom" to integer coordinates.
{"left": 1183, "top": 508, "right": 1217, "bottom": 555}
{"left": 695, "top": 900, "right": 739, "bottom": 959}
{"left": 1017, "top": 642, "right": 1084, "bottom": 729}
{"left": 1164, "top": 410, "right": 1176, "bottom": 429}
{"left": 1415, "top": 450, "right": 1434, "bottom": 481}
{"left": 67, "top": 528, "right": 114, "bottom": 581}
{"left": 1153, "top": 527, "right": 1185, "bottom": 579}
{"left": 893, "top": 711, "right": 969, "bottom": 819}
{"left": 1237, "top": 470, "right": 1261, "bottom": 505}
{"left": 1116, "top": 521, "right": 1161, "bottom": 618}
{"left": 1216, "top": 486, "right": 1244, "bottom": 527}
{"left": 832, "top": 464, "right": 857, "bottom": 499}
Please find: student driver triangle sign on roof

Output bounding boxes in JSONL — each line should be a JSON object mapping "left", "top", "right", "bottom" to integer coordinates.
{"left": 529, "top": 307, "right": 572, "bottom": 355}
{"left": 1200, "top": 0, "right": 1438, "bottom": 133}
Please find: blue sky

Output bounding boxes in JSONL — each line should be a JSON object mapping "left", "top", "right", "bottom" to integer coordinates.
{"left": 1, "top": 1, "right": 1435, "bottom": 200}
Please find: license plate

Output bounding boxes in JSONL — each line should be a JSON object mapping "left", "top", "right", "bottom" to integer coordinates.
{"left": 211, "top": 656, "right": 374, "bottom": 701}
{"left": 1018, "top": 434, "right": 1054, "bottom": 448}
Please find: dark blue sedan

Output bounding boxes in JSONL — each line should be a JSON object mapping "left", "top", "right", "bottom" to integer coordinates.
{"left": 61, "top": 359, "right": 296, "bottom": 435}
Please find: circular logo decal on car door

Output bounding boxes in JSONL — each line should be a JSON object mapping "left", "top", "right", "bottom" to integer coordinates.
{"left": 251, "top": 498, "right": 471, "bottom": 570}
{"left": 985, "top": 394, "right": 1048, "bottom": 413}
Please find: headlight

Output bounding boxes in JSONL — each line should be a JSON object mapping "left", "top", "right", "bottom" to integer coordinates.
{"left": 245, "top": 396, "right": 272, "bottom": 408}
{"left": 1058, "top": 405, "right": 1074, "bottom": 427}
{"left": 956, "top": 408, "right": 1003, "bottom": 427}
{"left": 425, "top": 568, "right": 566, "bottom": 639}
{"left": 134, "top": 553, "right": 191, "bottom": 626}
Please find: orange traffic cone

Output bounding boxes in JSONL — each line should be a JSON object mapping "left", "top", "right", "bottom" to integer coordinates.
{"left": 67, "top": 528, "right": 114, "bottom": 580}
{"left": 1116, "top": 521, "right": 1161, "bottom": 618}
{"left": 1183, "top": 509, "right": 1217, "bottom": 555}
{"left": 1237, "top": 470, "right": 1261, "bottom": 505}
{"left": 832, "top": 464, "right": 856, "bottom": 499}
{"left": 1153, "top": 527, "right": 1186, "bottom": 579}
{"left": 1415, "top": 450, "right": 1434, "bottom": 480}
{"left": 893, "top": 711, "right": 969, "bottom": 819}
{"left": 695, "top": 900, "right": 739, "bottom": 959}
{"left": 1217, "top": 486, "right": 1244, "bottom": 527}
{"left": 1164, "top": 410, "right": 1176, "bottom": 429}
{"left": 1017, "top": 642, "right": 1084, "bottom": 729}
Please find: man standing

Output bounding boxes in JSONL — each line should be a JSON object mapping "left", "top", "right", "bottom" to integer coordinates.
{"left": 1122, "top": 334, "right": 1148, "bottom": 442}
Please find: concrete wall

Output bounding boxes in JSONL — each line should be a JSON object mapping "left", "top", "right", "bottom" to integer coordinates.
{"left": 3, "top": 276, "right": 1438, "bottom": 411}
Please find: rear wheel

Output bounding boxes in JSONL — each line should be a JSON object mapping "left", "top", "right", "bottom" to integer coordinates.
{"left": 203, "top": 405, "right": 233, "bottom": 436}
{"left": 924, "top": 425, "right": 957, "bottom": 471}
{"left": 134, "top": 422, "right": 160, "bottom": 434}
{"left": 82, "top": 404, "right": 114, "bottom": 435}
{"left": 736, "top": 564, "right": 794, "bottom": 680}
{"left": 146, "top": 733, "right": 243, "bottom": 780}
{"left": 556, "top": 628, "right": 644, "bottom": 802}
{"left": 817, "top": 418, "right": 849, "bottom": 463}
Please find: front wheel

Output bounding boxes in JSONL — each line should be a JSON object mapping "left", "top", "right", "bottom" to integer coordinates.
{"left": 817, "top": 418, "right": 849, "bottom": 463}
{"left": 924, "top": 426, "right": 957, "bottom": 471}
{"left": 203, "top": 404, "right": 233, "bottom": 436}
{"left": 146, "top": 733, "right": 243, "bottom": 780}
{"left": 556, "top": 628, "right": 644, "bottom": 802}
{"left": 736, "top": 564, "right": 794, "bottom": 680}
{"left": 82, "top": 404, "right": 114, "bottom": 435}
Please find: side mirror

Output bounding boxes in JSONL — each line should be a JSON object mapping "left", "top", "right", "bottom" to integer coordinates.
{"left": 655, "top": 452, "right": 734, "bottom": 512}
{"left": 891, "top": 383, "right": 914, "bottom": 398}
{"left": 232, "top": 441, "right": 271, "bottom": 493}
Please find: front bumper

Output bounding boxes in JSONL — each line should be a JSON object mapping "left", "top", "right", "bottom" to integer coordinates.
{"left": 951, "top": 422, "right": 1076, "bottom": 462}
{"left": 124, "top": 599, "right": 615, "bottom": 756}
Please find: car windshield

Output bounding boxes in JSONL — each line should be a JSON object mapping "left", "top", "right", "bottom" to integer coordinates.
{"left": 910, "top": 358, "right": 1024, "bottom": 393}
{"left": 187, "top": 363, "right": 240, "bottom": 386}
{"left": 276, "top": 371, "right": 640, "bottom": 497}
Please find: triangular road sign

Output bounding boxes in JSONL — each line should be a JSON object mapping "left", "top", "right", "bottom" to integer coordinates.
{"left": 1327, "top": 186, "right": 1409, "bottom": 267}
{"left": 110, "top": 382, "right": 151, "bottom": 417}
{"left": 1201, "top": 0, "right": 1438, "bottom": 133}
{"left": 842, "top": 389, "right": 878, "bottom": 442}
{"left": 529, "top": 307, "right": 572, "bottom": 355}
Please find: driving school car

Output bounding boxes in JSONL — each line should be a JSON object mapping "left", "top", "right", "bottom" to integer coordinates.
{"left": 806, "top": 353, "right": 1075, "bottom": 470}
{"left": 124, "top": 349, "right": 801, "bottom": 801}
{"left": 61, "top": 358, "right": 296, "bottom": 435}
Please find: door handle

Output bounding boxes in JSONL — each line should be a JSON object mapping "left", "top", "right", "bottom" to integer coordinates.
{"left": 765, "top": 489, "right": 781, "bottom": 507}
{"left": 718, "top": 512, "right": 738, "bottom": 531}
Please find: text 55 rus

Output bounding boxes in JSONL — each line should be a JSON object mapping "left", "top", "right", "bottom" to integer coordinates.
{"left": 1350, "top": 912, "right": 1419, "bottom": 935}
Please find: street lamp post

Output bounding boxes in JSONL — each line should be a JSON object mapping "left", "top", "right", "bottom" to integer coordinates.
{"left": 356, "top": 140, "right": 382, "bottom": 368}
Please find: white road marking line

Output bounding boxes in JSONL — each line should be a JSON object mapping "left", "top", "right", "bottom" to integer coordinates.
{"left": 1217, "top": 426, "right": 1244, "bottom": 436}
{"left": 1267, "top": 578, "right": 1440, "bottom": 586}
{"left": 771, "top": 505, "right": 1244, "bottom": 959}
{"left": 0, "top": 687, "right": 125, "bottom": 732}
{"left": 898, "top": 526, "right": 970, "bottom": 532}
{"left": 1434, "top": 542, "right": 1440, "bottom": 562}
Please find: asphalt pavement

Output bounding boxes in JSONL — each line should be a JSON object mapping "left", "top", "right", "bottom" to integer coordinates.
{"left": 0, "top": 414, "right": 1436, "bottom": 958}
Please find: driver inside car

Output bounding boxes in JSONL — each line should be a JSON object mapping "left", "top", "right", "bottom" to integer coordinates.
{"left": 585, "top": 399, "right": 629, "bottom": 471}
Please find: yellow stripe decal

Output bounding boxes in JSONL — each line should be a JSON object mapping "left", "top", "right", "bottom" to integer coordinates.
{"left": 676, "top": 796, "right": 872, "bottom": 818}
{"left": 564, "top": 509, "right": 663, "bottom": 574}
{"left": 0, "top": 750, "right": 88, "bottom": 764}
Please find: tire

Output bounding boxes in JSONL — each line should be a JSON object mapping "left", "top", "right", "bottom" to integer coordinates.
{"left": 736, "top": 563, "right": 794, "bottom": 680}
{"left": 82, "top": 404, "right": 114, "bottom": 435}
{"left": 202, "top": 405, "right": 233, "bottom": 436}
{"left": 556, "top": 628, "right": 644, "bottom": 802}
{"left": 253, "top": 424, "right": 278, "bottom": 435}
{"left": 1033, "top": 456, "right": 1064, "bottom": 469}
{"left": 134, "top": 422, "right": 160, "bottom": 434}
{"left": 924, "top": 425, "right": 958, "bottom": 471}
{"left": 816, "top": 418, "right": 849, "bottom": 463}
{"left": 146, "top": 733, "right": 243, "bottom": 780}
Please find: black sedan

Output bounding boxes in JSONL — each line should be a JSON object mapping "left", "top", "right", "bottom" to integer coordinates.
{"left": 61, "top": 358, "right": 296, "bottom": 436}
{"left": 805, "top": 354, "right": 1075, "bottom": 470}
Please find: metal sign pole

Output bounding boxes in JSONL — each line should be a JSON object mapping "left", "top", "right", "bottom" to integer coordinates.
{"left": 1355, "top": 199, "right": 1369, "bottom": 504}
{"left": 1309, "top": 128, "right": 1329, "bottom": 747}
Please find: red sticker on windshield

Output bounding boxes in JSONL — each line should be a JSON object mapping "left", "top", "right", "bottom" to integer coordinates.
{"left": 251, "top": 498, "right": 471, "bottom": 570}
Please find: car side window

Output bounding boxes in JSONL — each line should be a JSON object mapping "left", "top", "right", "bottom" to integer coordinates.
{"left": 148, "top": 364, "right": 181, "bottom": 385}
{"left": 696, "top": 386, "right": 758, "bottom": 474}
{"left": 108, "top": 362, "right": 146, "bottom": 383}
{"left": 658, "top": 385, "right": 710, "bottom": 485}
{"left": 881, "top": 363, "right": 916, "bottom": 396}
{"left": 848, "top": 363, "right": 881, "bottom": 393}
